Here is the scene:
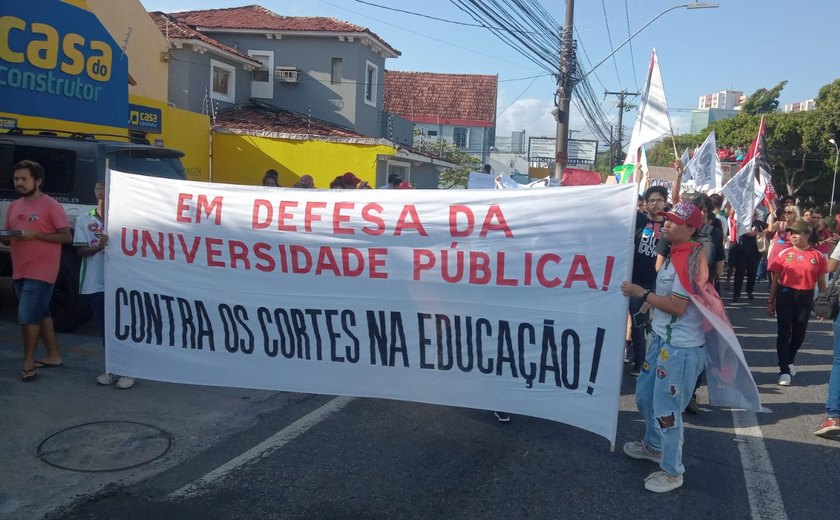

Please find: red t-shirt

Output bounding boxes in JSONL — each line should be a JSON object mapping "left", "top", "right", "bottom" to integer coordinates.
{"left": 767, "top": 246, "right": 827, "bottom": 290}
{"left": 6, "top": 193, "right": 68, "bottom": 283}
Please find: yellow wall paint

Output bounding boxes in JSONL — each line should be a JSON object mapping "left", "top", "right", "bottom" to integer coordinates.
{"left": 212, "top": 133, "right": 396, "bottom": 188}
{"left": 0, "top": 112, "right": 127, "bottom": 138}
{"left": 129, "top": 95, "right": 210, "bottom": 182}
{"left": 86, "top": 0, "right": 169, "bottom": 102}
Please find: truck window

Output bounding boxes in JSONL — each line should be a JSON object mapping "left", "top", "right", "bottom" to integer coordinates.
{"left": 110, "top": 150, "right": 185, "bottom": 180}
{"left": 0, "top": 145, "right": 76, "bottom": 193}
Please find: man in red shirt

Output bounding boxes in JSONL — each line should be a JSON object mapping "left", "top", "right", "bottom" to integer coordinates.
{"left": 2, "top": 160, "right": 71, "bottom": 381}
{"left": 767, "top": 220, "right": 827, "bottom": 386}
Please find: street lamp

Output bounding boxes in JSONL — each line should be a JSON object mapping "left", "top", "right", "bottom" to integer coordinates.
{"left": 830, "top": 138, "right": 839, "bottom": 214}
{"left": 580, "top": 2, "right": 719, "bottom": 81}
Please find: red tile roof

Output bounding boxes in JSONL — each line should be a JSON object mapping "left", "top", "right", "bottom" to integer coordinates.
{"left": 150, "top": 12, "right": 261, "bottom": 65}
{"left": 384, "top": 71, "right": 498, "bottom": 128}
{"left": 168, "top": 5, "right": 399, "bottom": 57}
{"left": 214, "top": 104, "right": 380, "bottom": 142}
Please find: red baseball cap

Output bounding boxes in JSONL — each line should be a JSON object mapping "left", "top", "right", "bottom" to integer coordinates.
{"left": 341, "top": 172, "right": 361, "bottom": 185}
{"left": 658, "top": 200, "right": 703, "bottom": 229}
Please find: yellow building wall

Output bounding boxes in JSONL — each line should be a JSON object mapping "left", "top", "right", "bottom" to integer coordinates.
{"left": 129, "top": 95, "right": 211, "bottom": 182}
{"left": 212, "top": 133, "right": 397, "bottom": 188}
{"left": 86, "top": 0, "right": 169, "bottom": 102}
{"left": 0, "top": 112, "right": 127, "bottom": 138}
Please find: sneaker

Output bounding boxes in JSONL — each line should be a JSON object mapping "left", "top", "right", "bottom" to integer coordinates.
{"left": 778, "top": 373, "right": 791, "bottom": 386}
{"left": 115, "top": 376, "right": 135, "bottom": 389}
{"left": 685, "top": 395, "right": 700, "bottom": 415}
{"left": 97, "top": 373, "right": 115, "bottom": 385}
{"left": 644, "top": 471, "right": 684, "bottom": 493}
{"left": 789, "top": 364, "right": 797, "bottom": 377}
{"left": 814, "top": 417, "right": 840, "bottom": 437}
{"left": 622, "top": 441, "right": 661, "bottom": 463}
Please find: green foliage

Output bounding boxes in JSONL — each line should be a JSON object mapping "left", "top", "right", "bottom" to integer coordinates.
{"left": 741, "top": 80, "right": 788, "bottom": 115}
{"left": 413, "top": 137, "right": 481, "bottom": 189}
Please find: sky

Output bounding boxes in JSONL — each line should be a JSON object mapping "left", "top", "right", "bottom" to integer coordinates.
{"left": 139, "top": 0, "right": 839, "bottom": 149}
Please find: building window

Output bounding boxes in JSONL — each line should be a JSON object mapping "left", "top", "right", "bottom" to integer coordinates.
{"left": 210, "top": 59, "right": 235, "bottom": 103}
{"left": 427, "top": 130, "right": 438, "bottom": 137}
{"left": 248, "top": 50, "right": 274, "bottom": 99}
{"left": 453, "top": 127, "right": 468, "bottom": 148}
{"left": 387, "top": 161, "right": 410, "bottom": 183}
{"left": 364, "top": 60, "right": 378, "bottom": 107}
{"left": 331, "top": 58, "right": 342, "bottom": 85}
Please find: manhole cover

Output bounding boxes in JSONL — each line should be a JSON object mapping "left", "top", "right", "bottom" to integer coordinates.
{"left": 37, "top": 421, "right": 172, "bottom": 472}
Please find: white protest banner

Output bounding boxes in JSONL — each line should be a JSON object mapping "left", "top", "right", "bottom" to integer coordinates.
{"left": 105, "top": 171, "right": 637, "bottom": 443}
{"left": 467, "top": 171, "right": 521, "bottom": 189}
{"left": 721, "top": 157, "right": 759, "bottom": 236}
{"left": 684, "top": 131, "right": 724, "bottom": 192}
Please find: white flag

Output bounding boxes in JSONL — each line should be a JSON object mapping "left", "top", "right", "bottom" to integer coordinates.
{"left": 721, "top": 157, "right": 760, "bottom": 236}
{"left": 624, "top": 49, "right": 673, "bottom": 164}
{"left": 684, "top": 131, "right": 725, "bottom": 192}
{"left": 636, "top": 145, "right": 650, "bottom": 196}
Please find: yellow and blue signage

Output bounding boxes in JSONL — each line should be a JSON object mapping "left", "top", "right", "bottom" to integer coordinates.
{"left": 0, "top": 0, "right": 128, "bottom": 128}
{"left": 129, "top": 103, "right": 162, "bottom": 132}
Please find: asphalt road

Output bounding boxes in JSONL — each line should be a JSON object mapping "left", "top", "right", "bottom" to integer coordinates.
{"left": 2, "top": 280, "right": 837, "bottom": 520}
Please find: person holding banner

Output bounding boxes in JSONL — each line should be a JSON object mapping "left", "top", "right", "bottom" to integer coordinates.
{"left": 766, "top": 205, "right": 801, "bottom": 262}
{"left": 620, "top": 201, "right": 709, "bottom": 493}
{"left": 767, "top": 220, "right": 827, "bottom": 386}
{"left": 75, "top": 182, "right": 135, "bottom": 389}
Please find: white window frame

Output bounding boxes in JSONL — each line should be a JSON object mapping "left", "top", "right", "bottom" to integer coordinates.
{"left": 210, "top": 59, "right": 236, "bottom": 103}
{"left": 386, "top": 160, "right": 411, "bottom": 183}
{"left": 331, "top": 57, "right": 342, "bottom": 85}
{"left": 248, "top": 50, "right": 274, "bottom": 99}
{"left": 364, "top": 60, "right": 378, "bottom": 107}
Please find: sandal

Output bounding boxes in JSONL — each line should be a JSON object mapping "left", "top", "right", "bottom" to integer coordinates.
{"left": 20, "top": 368, "right": 37, "bottom": 382}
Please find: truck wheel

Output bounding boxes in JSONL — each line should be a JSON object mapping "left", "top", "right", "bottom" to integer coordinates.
{"left": 50, "top": 253, "right": 91, "bottom": 332}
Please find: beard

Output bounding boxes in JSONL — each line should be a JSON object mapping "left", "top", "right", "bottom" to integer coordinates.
{"left": 16, "top": 186, "right": 37, "bottom": 197}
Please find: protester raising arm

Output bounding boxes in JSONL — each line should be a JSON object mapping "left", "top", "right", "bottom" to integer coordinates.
{"left": 670, "top": 159, "right": 684, "bottom": 205}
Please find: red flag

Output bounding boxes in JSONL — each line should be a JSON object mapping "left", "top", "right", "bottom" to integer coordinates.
{"left": 741, "top": 116, "right": 776, "bottom": 210}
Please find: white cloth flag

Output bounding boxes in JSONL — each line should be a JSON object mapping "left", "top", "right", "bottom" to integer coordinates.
{"left": 721, "top": 157, "right": 760, "bottom": 236}
{"left": 636, "top": 145, "right": 650, "bottom": 196}
{"left": 105, "top": 170, "right": 638, "bottom": 443}
{"left": 624, "top": 49, "right": 673, "bottom": 164}
{"left": 685, "top": 131, "right": 724, "bottom": 193}
{"left": 679, "top": 148, "right": 691, "bottom": 181}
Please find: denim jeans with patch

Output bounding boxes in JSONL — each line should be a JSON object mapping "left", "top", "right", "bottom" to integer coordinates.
{"left": 827, "top": 316, "right": 840, "bottom": 418}
{"left": 635, "top": 334, "right": 706, "bottom": 476}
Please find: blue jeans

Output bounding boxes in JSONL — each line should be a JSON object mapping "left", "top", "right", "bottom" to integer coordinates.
{"left": 827, "top": 317, "right": 840, "bottom": 417}
{"left": 636, "top": 334, "right": 706, "bottom": 476}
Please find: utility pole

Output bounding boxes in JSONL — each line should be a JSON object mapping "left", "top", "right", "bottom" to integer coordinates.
{"left": 553, "top": 0, "right": 576, "bottom": 180}
{"left": 605, "top": 90, "right": 639, "bottom": 170}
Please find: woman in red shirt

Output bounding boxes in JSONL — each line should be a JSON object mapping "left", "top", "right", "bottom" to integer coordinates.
{"left": 767, "top": 220, "right": 827, "bottom": 386}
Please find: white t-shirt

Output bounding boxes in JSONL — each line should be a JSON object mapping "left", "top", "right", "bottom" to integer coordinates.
{"left": 73, "top": 208, "right": 105, "bottom": 294}
{"left": 651, "top": 259, "right": 705, "bottom": 347}
{"left": 830, "top": 241, "right": 840, "bottom": 261}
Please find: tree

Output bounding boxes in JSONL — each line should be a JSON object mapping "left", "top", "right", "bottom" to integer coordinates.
{"left": 741, "top": 80, "right": 788, "bottom": 115}
{"left": 412, "top": 134, "right": 481, "bottom": 189}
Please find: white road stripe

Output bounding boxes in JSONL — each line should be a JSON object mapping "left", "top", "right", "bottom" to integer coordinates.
{"left": 169, "top": 396, "right": 354, "bottom": 498}
{"left": 731, "top": 410, "right": 788, "bottom": 520}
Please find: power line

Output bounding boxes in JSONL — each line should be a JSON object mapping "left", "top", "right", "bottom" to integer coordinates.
{"left": 496, "top": 75, "right": 540, "bottom": 118}
{"left": 624, "top": 0, "right": 640, "bottom": 91}
{"left": 599, "top": 0, "right": 622, "bottom": 86}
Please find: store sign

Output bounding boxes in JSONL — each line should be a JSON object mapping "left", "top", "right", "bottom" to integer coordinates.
{"left": 0, "top": 0, "right": 128, "bottom": 127}
{"left": 128, "top": 104, "right": 162, "bottom": 132}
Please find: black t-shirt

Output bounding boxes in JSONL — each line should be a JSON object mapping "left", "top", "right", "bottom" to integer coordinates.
{"left": 633, "top": 213, "right": 664, "bottom": 285}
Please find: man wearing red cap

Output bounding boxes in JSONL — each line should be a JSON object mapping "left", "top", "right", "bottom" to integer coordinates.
{"left": 620, "top": 200, "right": 709, "bottom": 493}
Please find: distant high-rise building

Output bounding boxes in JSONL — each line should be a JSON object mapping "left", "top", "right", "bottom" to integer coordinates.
{"left": 783, "top": 99, "right": 816, "bottom": 113}
{"left": 510, "top": 131, "right": 526, "bottom": 154}
{"left": 698, "top": 90, "right": 745, "bottom": 110}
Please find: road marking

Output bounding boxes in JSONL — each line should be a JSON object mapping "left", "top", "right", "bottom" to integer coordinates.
{"left": 170, "top": 396, "right": 354, "bottom": 498}
{"left": 731, "top": 410, "right": 788, "bottom": 520}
